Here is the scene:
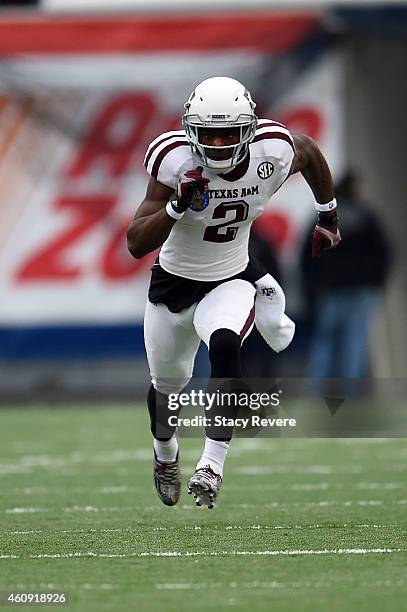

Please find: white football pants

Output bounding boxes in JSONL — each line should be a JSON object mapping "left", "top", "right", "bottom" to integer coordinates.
{"left": 144, "top": 279, "right": 256, "bottom": 395}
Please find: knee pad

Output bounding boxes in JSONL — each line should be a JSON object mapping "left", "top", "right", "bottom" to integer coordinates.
{"left": 254, "top": 273, "right": 295, "bottom": 353}
{"left": 152, "top": 376, "right": 191, "bottom": 396}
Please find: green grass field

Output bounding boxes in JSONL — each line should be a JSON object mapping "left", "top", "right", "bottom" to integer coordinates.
{"left": 0, "top": 406, "right": 406, "bottom": 611}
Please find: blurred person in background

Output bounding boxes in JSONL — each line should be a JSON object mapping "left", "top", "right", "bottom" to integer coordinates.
{"left": 301, "top": 170, "right": 392, "bottom": 380}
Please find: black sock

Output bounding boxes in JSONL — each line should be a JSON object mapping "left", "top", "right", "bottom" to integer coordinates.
{"left": 206, "top": 329, "right": 243, "bottom": 442}
{"left": 147, "top": 384, "right": 179, "bottom": 441}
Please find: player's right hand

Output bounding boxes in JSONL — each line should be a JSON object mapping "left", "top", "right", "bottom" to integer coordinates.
{"left": 174, "top": 166, "right": 209, "bottom": 213}
{"left": 312, "top": 224, "right": 341, "bottom": 258}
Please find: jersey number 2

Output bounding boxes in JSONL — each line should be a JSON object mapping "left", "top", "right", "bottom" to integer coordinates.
{"left": 203, "top": 201, "right": 249, "bottom": 243}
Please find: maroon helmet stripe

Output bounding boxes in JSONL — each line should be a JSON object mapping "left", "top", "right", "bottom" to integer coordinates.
{"left": 144, "top": 133, "right": 187, "bottom": 169}
{"left": 240, "top": 304, "right": 256, "bottom": 340}
{"left": 253, "top": 132, "right": 295, "bottom": 152}
{"left": 151, "top": 140, "right": 189, "bottom": 179}
{"left": 257, "top": 121, "right": 286, "bottom": 129}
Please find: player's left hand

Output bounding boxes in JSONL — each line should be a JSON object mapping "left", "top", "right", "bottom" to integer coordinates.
{"left": 312, "top": 224, "right": 341, "bottom": 258}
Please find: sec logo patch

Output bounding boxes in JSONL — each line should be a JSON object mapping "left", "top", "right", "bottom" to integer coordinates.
{"left": 257, "top": 162, "right": 274, "bottom": 179}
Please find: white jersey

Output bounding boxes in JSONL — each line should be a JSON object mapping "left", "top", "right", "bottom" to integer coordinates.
{"left": 143, "top": 119, "right": 295, "bottom": 281}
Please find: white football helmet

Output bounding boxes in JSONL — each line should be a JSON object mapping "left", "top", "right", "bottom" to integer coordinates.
{"left": 182, "top": 76, "right": 258, "bottom": 171}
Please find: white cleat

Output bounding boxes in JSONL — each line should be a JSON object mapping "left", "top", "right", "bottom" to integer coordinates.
{"left": 187, "top": 465, "right": 222, "bottom": 509}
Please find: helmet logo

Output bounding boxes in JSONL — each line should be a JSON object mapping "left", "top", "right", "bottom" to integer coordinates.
{"left": 257, "top": 161, "right": 274, "bottom": 179}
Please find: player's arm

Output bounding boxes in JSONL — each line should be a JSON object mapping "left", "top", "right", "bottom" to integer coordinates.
{"left": 127, "top": 167, "right": 209, "bottom": 259}
{"left": 289, "top": 134, "right": 341, "bottom": 257}
{"left": 127, "top": 177, "right": 175, "bottom": 259}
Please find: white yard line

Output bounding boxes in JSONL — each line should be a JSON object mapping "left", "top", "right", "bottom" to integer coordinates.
{"left": 99, "top": 486, "right": 131, "bottom": 493}
{"left": 5, "top": 507, "right": 42, "bottom": 514}
{"left": 3, "top": 523, "right": 397, "bottom": 536}
{"left": 234, "top": 500, "right": 407, "bottom": 508}
{"left": 0, "top": 447, "right": 403, "bottom": 472}
{"left": 0, "top": 449, "right": 152, "bottom": 474}
{"left": 127, "top": 548, "right": 406, "bottom": 558}
{"left": 236, "top": 464, "right": 407, "bottom": 475}
{"left": 156, "top": 582, "right": 217, "bottom": 589}
{"left": 63, "top": 505, "right": 136, "bottom": 513}
{"left": 4, "top": 500, "right": 407, "bottom": 514}
{"left": 6, "top": 582, "right": 116, "bottom": 590}
{"left": 237, "top": 465, "right": 365, "bottom": 475}
{"left": 222, "top": 523, "right": 395, "bottom": 530}
{"left": 0, "top": 447, "right": 210, "bottom": 475}
{"left": 356, "top": 482, "right": 404, "bottom": 490}
{"left": 6, "top": 482, "right": 404, "bottom": 495}
{"left": 1, "top": 452, "right": 404, "bottom": 476}
{"left": 0, "top": 465, "right": 32, "bottom": 475}
{"left": 4, "top": 530, "right": 43, "bottom": 535}
{"left": 155, "top": 578, "right": 406, "bottom": 590}
{"left": 8, "top": 485, "right": 132, "bottom": 495}
{"left": 8, "top": 487, "right": 48, "bottom": 495}
{"left": 0, "top": 548, "right": 403, "bottom": 561}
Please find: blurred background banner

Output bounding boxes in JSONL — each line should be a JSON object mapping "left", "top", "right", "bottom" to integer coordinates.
{"left": 0, "top": 5, "right": 406, "bottom": 400}
{"left": 40, "top": 0, "right": 407, "bottom": 10}
{"left": 0, "top": 12, "right": 342, "bottom": 356}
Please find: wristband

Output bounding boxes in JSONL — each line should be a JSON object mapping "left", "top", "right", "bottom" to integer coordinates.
{"left": 166, "top": 201, "right": 185, "bottom": 220}
{"left": 314, "top": 198, "right": 337, "bottom": 212}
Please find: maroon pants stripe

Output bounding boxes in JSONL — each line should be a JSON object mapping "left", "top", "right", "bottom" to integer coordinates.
{"left": 240, "top": 304, "right": 255, "bottom": 341}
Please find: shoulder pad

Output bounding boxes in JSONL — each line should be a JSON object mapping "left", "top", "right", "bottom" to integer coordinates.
{"left": 251, "top": 119, "right": 295, "bottom": 183}
{"left": 253, "top": 119, "right": 295, "bottom": 159}
{"left": 144, "top": 130, "right": 191, "bottom": 188}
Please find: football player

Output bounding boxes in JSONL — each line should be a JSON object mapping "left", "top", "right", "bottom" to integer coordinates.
{"left": 127, "top": 76, "right": 340, "bottom": 509}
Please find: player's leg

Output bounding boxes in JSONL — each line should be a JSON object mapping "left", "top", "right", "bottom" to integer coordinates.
{"left": 188, "top": 279, "right": 256, "bottom": 507}
{"left": 144, "top": 300, "right": 200, "bottom": 505}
